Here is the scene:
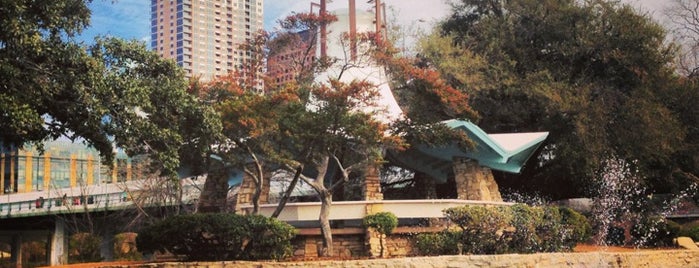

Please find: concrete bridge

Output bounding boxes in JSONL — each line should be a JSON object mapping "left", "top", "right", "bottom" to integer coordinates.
{"left": 0, "top": 178, "right": 203, "bottom": 267}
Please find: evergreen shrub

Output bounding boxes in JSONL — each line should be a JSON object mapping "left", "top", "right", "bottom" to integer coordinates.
{"left": 679, "top": 225, "right": 699, "bottom": 242}
{"left": 414, "top": 231, "right": 460, "bottom": 256}
{"left": 364, "top": 212, "right": 399, "bottom": 257}
{"left": 136, "top": 213, "right": 296, "bottom": 261}
{"left": 420, "top": 204, "right": 591, "bottom": 255}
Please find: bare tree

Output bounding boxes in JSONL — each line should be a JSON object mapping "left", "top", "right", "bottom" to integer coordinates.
{"left": 667, "top": 0, "right": 699, "bottom": 77}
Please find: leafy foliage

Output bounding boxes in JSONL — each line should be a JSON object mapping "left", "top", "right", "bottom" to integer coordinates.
{"left": 363, "top": 212, "right": 399, "bottom": 235}
{"left": 420, "top": 0, "right": 696, "bottom": 198}
{"left": 440, "top": 205, "right": 590, "bottom": 254}
{"left": 69, "top": 233, "right": 102, "bottom": 264}
{"left": 0, "top": 1, "right": 220, "bottom": 177}
{"left": 679, "top": 225, "right": 699, "bottom": 242}
{"left": 414, "top": 231, "right": 461, "bottom": 256}
{"left": 136, "top": 213, "right": 296, "bottom": 261}
{"left": 444, "top": 205, "right": 512, "bottom": 254}
{"left": 631, "top": 216, "right": 680, "bottom": 247}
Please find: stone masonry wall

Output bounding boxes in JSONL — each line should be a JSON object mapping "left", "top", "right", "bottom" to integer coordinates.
{"left": 453, "top": 158, "right": 503, "bottom": 201}
{"left": 126, "top": 250, "right": 699, "bottom": 268}
{"left": 289, "top": 232, "right": 418, "bottom": 259}
{"left": 289, "top": 235, "right": 366, "bottom": 260}
{"left": 234, "top": 170, "right": 269, "bottom": 212}
{"left": 362, "top": 164, "right": 383, "bottom": 201}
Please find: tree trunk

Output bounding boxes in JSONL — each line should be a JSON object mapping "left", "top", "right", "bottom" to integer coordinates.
{"left": 319, "top": 189, "right": 333, "bottom": 257}
{"left": 272, "top": 167, "right": 303, "bottom": 218}
{"left": 252, "top": 179, "right": 261, "bottom": 214}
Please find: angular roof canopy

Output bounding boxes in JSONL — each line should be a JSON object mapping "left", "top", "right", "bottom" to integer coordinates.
{"left": 387, "top": 120, "right": 548, "bottom": 183}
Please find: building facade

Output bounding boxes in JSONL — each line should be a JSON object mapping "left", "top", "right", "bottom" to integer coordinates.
{"left": 150, "top": 0, "right": 264, "bottom": 87}
{"left": 266, "top": 29, "right": 317, "bottom": 89}
{"left": 1, "top": 141, "right": 134, "bottom": 194}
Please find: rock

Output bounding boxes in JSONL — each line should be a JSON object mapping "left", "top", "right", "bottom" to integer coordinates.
{"left": 675, "top": 237, "right": 699, "bottom": 250}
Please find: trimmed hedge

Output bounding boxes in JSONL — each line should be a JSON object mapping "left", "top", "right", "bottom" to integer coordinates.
{"left": 414, "top": 231, "right": 461, "bottom": 256}
{"left": 136, "top": 213, "right": 296, "bottom": 261}
{"left": 425, "top": 204, "right": 591, "bottom": 255}
{"left": 363, "top": 212, "right": 399, "bottom": 235}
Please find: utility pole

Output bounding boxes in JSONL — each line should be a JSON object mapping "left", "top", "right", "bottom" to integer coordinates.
{"left": 320, "top": 0, "right": 327, "bottom": 58}
{"left": 349, "top": 0, "right": 357, "bottom": 60}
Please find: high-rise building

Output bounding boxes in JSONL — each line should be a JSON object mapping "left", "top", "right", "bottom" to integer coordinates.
{"left": 150, "top": 0, "right": 264, "bottom": 85}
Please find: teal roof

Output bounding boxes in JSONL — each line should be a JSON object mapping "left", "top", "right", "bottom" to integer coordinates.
{"left": 387, "top": 120, "right": 548, "bottom": 183}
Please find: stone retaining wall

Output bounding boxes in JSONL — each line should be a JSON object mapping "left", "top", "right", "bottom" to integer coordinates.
{"left": 103, "top": 250, "right": 699, "bottom": 268}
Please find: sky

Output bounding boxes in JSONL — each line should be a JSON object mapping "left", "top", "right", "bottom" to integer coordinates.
{"left": 77, "top": 0, "right": 668, "bottom": 45}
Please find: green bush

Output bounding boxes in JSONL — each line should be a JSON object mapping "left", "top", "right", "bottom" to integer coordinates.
{"left": 414, "top": 231, "right": 460, "bottom": 256}
{"left": 679, "top": 225, "right": 699, "bottom": 242}
{"left": 444, "top": 205, "right": 511, "bottom": 254}
{"left": 69, "top": 233, "right": 102, "bottom": 264}
{"left": 363, "top": 212, "right": 399, "bottom": 235}
{"left": 507, "top": 204, "right": 545, "bottom": 253}
{"left": 136, "top": 213, "right": 296, "bottom": 261}
{"left": 432, "top": 204, "right": 591, "bottom": 255}
{"left": 558, "top": 207, "right": 592, "bottom": 249}
{"left": 632, "top": 217, "right": 680, "bottom": 247}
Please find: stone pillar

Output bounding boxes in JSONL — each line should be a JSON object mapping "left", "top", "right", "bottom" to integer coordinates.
{"left": 10, "top": 234, "right": 21, "bottom": 268}
{"left": 362, "top": 165, "right": 383, "bottom": 202}
{"left": 100, "top": 226, "right": 115, "bottom": 261}
{"left": 198, "top": 161, "right": 231, "bottom": 213}
{"left": 362, "top": 164, "right": 385, "bottom": 258}
{"left": 49, "top": 218, "right": 67, "bottom": 266}
{"left": 366, "top": 228, "right": 384, "bottom": 258}
{"left": 234, "top": 169, "right": 270, "bottom": 213}
{"left": 452, "top": 158, "right": 502, "bottom": 201}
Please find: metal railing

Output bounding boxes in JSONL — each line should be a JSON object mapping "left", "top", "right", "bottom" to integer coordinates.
{"left": 0, "top": 179, "right": 203, "bottom": 218}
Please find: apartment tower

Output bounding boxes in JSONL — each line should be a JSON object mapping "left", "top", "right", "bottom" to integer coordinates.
{"left": 151, "top": 0, "right": 264, "bottom": 86}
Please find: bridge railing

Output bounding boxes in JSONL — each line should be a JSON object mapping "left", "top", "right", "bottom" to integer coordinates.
{"left": 239, "top": 199, "right": 515, "bottom": 224}
{"left": 0, "top": 179, "right": 203, "bottom": 218}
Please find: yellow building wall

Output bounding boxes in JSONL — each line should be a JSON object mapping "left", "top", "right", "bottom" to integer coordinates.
{"left": 127, "top": 162, "right": 132, "bottom": 181}
{"left": 70, "top": 154, "right": 77, "bottom": 187}
{"left": 112, "top": 162, "right": 117, "bottom": 183}
{"left": 44, "top": 152, "right": 51, "bottom": 190}
{"left": 23, "top": 151, "right": 32, "bottom": 193}
{"left": 9, "top": 153, "right": 14, "bottom": 193}
{"left": 87, "top": 155, "right": 94, "bottom": 185}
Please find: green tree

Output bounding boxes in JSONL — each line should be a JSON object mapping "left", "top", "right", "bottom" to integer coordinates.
{"left": 0, "top": 1, "right": 220, "bottom": 177}
{"left": 196, "top": 12, "right": 339, "bottom": 214}
{"left": 421, "top": 0, "right": 689, "bottom": 198}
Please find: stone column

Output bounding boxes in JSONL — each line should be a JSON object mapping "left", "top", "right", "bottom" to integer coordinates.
{"left": 362, "top": 164, "right": 385, "bottom": 258}
{"left": 10, "top": 233, "right": 21, "bottom": 268}
{"left": 234, "top": 168, "right": 270, "bottom": 213}
{"left": 198, "top": 160, "right": 231, "bottom": 213}
{"left": 49, "top": 217, "right": 67, "bottom": 266}
{"left": 100, "top": 226, "right": 115, "bottom": 262}
{"left": 452, "top": 158, "right": 502, "bottom": 201}
{"left": 362, "top": 164, "right": 383, "bottom": 202}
